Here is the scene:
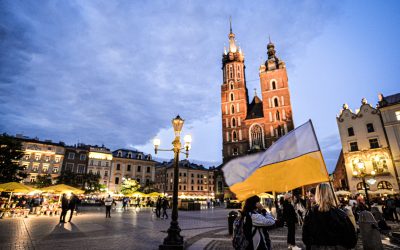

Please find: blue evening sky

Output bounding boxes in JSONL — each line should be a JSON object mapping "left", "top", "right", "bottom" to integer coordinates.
{"left": 1, "top": 1, "right": 399, "bottom": 172}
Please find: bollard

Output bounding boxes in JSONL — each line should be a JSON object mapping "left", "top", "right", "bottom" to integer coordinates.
{"left": 359, "top": 210, "right": 383, "bottom": 250}
{"left": 228, "top": 211, "right": 238, "bottom": 235}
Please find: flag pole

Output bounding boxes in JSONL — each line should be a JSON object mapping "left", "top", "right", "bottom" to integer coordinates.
{"left": 309, "top": 119, "right": 338, "bottom": 207}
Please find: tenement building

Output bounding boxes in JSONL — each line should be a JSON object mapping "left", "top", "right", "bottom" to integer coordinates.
{"left": 378, "top": 93, "right": 400, "bottom": 178}
{"left": 61, "top": 143, "right": 90, "bottom": 174}
{"left": 16, "top": 135, "right": 65, "bottom": 184}
{"left": 109, "top": 149, "right": 156, "bottom": 193}
{"left": 155, "top": 160, "right": 215, "bottom": 198}
{"left": 87, "top": 145, "right": 113, "bottom": 189}
{"left": 336, "top": 98, "right": 399, "bottom": 194}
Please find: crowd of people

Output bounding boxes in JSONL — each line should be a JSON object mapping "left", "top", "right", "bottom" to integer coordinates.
{"left": 235, "top": 183, "right": 361, "bottom": 250}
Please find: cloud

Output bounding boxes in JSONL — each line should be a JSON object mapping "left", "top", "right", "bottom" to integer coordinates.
{"left": 0, "top": 1, "right": 343, "bottom": 162}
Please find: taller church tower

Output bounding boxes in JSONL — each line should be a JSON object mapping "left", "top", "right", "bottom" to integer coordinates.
{"left": 221, "top": 21, "right": 249, "bottom": 163}
{"left": 220, "top": 24, "right": 295, "bottom": 164}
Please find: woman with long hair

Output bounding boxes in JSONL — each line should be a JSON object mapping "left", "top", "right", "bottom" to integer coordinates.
{"left": 302, "top": 183, "right": 357, "bottom": 250}
{"left": 241, "top": 195, "right": 275, "bottom": 250}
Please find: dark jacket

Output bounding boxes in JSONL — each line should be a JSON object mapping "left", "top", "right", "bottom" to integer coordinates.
{"left": 68, "top": 196, "right": 78, "bottom": 209}
{"left": 162, "top": 199, "right": 169, "bottom": 209}
{"left": 283, "top": 200, "right": 297, "bottom": 224}
{"left": 302, "top": 206, "right": 356, "bottom": 249}
{"left": 61, "top": 197, "right": 69, "bottom": 210}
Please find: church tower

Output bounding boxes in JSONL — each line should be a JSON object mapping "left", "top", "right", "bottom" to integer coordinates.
{"left": 259, "top": 39, "right": 294, "bottom": 147}
{"left": 221, "top": 20, "right": 249, "bottom": 163}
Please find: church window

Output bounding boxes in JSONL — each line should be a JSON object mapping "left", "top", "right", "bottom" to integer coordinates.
{"left": 237, "top": 65, "right": 241, "bottom": 78}
{"left": 231, "top": 105, "right": 235, "bottom": 114}
{"left": 230, "top": 93, "right": 234, "bottom": 101}
{"left": 229, "top": 65, "right": 233, "bottom": 78}
{"left": 277, "top": 125, "right": 283, "bottom": 137}
{"left": 274, "top": 98, "right": 279, "bottom": 107}
{"left": 250, "top": 124, "right": 263, "bottom": 149}
{"left": 232, "top": 131, "right": 237, "bottom": 141}
{"left": 271, "top": 80, "right": 277, "bottom": 90}
{"left": 230, "top": 82, "right": 234, "bottom": 90}
{"left": 232, "top": 118, "right": 236, "bottom": 127}
{"left": 276, "top": 111, "right": 280, "bottom": 121}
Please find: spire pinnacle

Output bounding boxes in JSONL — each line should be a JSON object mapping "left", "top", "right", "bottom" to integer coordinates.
{"left": 229, "top": 16, "right": 232, "bottom": 34}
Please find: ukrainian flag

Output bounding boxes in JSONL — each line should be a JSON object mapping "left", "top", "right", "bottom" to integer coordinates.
{"left": 223, "top": 120, "right": 329, "bottom": 201}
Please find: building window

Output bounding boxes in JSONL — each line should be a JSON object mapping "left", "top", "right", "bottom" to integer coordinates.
{"left": 232, "top": 131, "right": 237, "bottom": 141}
{"left": 137, "top": 166, "right": 141, "bottom": 172}
{"left": 396, "top": 111, "right": 400, "bottom": 121}
{"left": 66, "top": 163, "right": 74, "bottom": 171}
{"left": 53, "top": 167, "right": 59, "bottom": 173}
{"left": 116, "top": 163, "right": 121, "bottom": 170}
{"left": 97, "top": 161, "right": 101, "bottom": 166}
{"left": 42, "top": 166, "right": 49, "bottom": 173}
{"left": 356, "top": 182, "right": 369, "bottom": 190}
{"left": 232, "top": 118, "right": 236, "bottom": 127}
{"left": 78, "top": 164, "right": 84, "bottom": 174}
{"left": 104, "top": 170, "right": 108, "bottom": 177}
{"left": 377, "top": 181, "right": 392, "bottom": 190}
{"left": 191, "top": 186, "right": 194, "bottom": 190}
{"left": 231, "top": 105, "right": 235, "bottom": 114}
{"left": 55, "top": 157, "right": 60, "bottom": 163}
{"left": 115, "top": 177, "right": 119, "bottom": 184}
{"left": 127, "top": 165, "right": 131, "bottom": 171}
{"left": 30, "top": 176, "right": 36, "bottom": 183}
{"left": 229, "top": 65, "right": 233, "bottom": 78}
{"left": 80, "top": 154, "right": 86, "bottom": 161}
{"left": 366, "top": 123, "right": 375, "bottom": 133}
{"left": 24, "top": 154, "right": 30, "bottom": 160}
{"left": 369, "top": 138, "right": 379, "bottom": 149}
{"left": 276, "top": 111, "right": 280, "bottom": 121}
{"left": 68, "top": 152, "right": 75, "bottom": 160}
{"left": 106, "top": 162, "right": 109, "bottom": 167}
{"left": 250, "top": 124, "right": 263, "bottom": 149}
{"left": 97, "top": 170, "right": 100, "bottom": 176}
{"left": 271, "top": 81, "right": 276, "bottom": 90}
{"left": 127, "top": 153, "right": 132, "bottom": 158}
{"left": 274, "top": 98, "right": 279, "bottom": 107}
{"left": 117, "top": 151, "right": 122, "bottom": 157}
{"left": 137, "top": 154, "right": 142, "bottom": 160}
{"left": 35, "top": 155, "right": 41, "bottom": 161}
{"left": 147, "top": 167, "right": 150, "bottom": 173}
{"left": 230, "top": 93, "right": 234, "bottom": 101}
{"left": 349, "top": 142, "right": 359, "bottom": 152}
{"left": 348, "top": 127, "right": 354, "bottom": 137}
{"left": 233, "top": 147, "right": 238, "bottom": 155}
{"left": 45, "top": 156, "right": 50, "bottom": 162}
{"left": 230, "top": 82, "right": 234, "bottom": 90}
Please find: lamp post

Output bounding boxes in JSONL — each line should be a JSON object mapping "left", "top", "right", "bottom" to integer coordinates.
{"left": 154, "top": 115, "right": 191, "bottom": 250}
{"left": 353, "top": 161, "right": 376, "bottom": 210}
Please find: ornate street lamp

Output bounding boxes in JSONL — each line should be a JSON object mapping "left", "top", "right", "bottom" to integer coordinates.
{"left": 353, "top": 161, "right": 376, "bottom": 210}
{"left": 154, "top": 115, "right": 192, "bottom": 250}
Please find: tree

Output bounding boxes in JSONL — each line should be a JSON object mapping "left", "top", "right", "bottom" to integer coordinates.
{"left": 83, "top": 172, "right": 102, "bottom": 193}
{"left": 139, "top": 181, "right": 158, "bottom": 194}
{"left": 56, "top": 170, "right": 78, "bottom": 186}
{"left": 120, "top": 179, "right": 140, "bottom": 195}
{"left": 0, "top": 134, "right": 27, "bottom": 183}
{"left": 35, "top": 174, "right": 52, "bottom": 188}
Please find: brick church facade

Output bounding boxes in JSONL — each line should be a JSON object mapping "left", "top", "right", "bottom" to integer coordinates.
{"left": 221, "top": 23, "right": 295, "bottom": 164}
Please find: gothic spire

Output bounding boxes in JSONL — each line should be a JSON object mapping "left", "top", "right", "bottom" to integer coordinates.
{"left": 228, "top": 17, "right": 237, "bottom": 53}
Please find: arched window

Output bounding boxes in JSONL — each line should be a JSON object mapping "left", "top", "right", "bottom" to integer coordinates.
{"left": 127, "top": 153, "right": 132, "bottom": 158}
{"left": 377, "top": 181, "right": 392, "bottom": 190}
{"left": 230, "top": 93, "right": 234, "bottom": 101}
{"left": 232, "top": 118, "right": 236, "bottom": 127}
{"left": 271, "top": 81, "right": 276, "bottom": 90}
{"left": 229, "top": 65, "right": 233, "bottom": 78}
{"left": 230, "top": 82, "right": 234, "bottom": 90}
{"left": 117, "top": 151, "right": 122, "bottom": 157}
{"left": 232, "top": 131, "right": 237, "bottom": 141}
{"left": 276, "top": 111, "right": 280, "bottom": 121}
{"left": 356, "top": 182, "right": 370, "bottom": 190}
{"left": 274, "top": 98, "right": 279, "bottom": 107}
{"left": 250, "top": 124, "right": 263, "bottom": 149}
{"left": 237, "top": 65, "right": 241, "bottom": 78}
{"left": 277, "top": 125, "right": 282, "bottom": 137}
{"left": 231, "top": 105, "right": 235, "bottom": 114}
{"left": 137, "top": 154, "right": 142, "bottom": 160}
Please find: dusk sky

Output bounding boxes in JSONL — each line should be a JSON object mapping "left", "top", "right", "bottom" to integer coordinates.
{"left": 1, "top": 1, "right": 399, "bottom": 173}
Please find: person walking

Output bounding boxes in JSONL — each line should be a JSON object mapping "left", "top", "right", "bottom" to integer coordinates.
{"left": 155, "top": 197, "right": 162, "bottom": 218}
{"left": 105, "top": 195, "right": 113, "bottom": 218}
{"left": 302, "top": 183, "right": 357, "bottom": 250}
{"left": 161, "top": 198, "right": 169, "bottom": 219}
{"left": 59, "top": 194, "right": 69, "bottom": 223}
{"left": 283, "top": 193, "right": 300, "bottom": 250}
{"left": 386, "top": 196, "right": 398, "bottom": 221}
{"left": 68, "top": 193, "right": 78, "bottom": 222}
{"left": 240, "top": 195, "right": 275, "bottom": 250}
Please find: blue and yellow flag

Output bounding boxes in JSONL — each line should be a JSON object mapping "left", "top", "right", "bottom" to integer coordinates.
{"left": 223, "top": 120, "right": 329, "bottom": 201}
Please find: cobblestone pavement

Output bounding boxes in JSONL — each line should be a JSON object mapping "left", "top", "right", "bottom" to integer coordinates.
{"left": 0, "top": 207, "right": 399, "bottom": 250}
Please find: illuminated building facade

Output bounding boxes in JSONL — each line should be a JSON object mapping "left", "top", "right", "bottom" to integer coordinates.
{"left": 87, "top": 146, "right": 113, "bottom": 189}
{"left": 17, "top": 136, "right": 65, "bottom": 184}
{"left": 109, "top": 149, "right": 156, "bottom": 193}
{"left": 336, "top": 98, "right": 399, "bottom": 194}
{"left": 155, "top": 160, "right": 215, "bottom": 198}
{"left": 378, "top": 93, "right": 400, "bottom": 181}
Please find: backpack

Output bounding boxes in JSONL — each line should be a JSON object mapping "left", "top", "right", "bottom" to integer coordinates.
{"left": 232, "top": 214, "right": 249, "bottom": 250}
{"left": 330, "top": 208, "right": 357, "bottom": 248}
